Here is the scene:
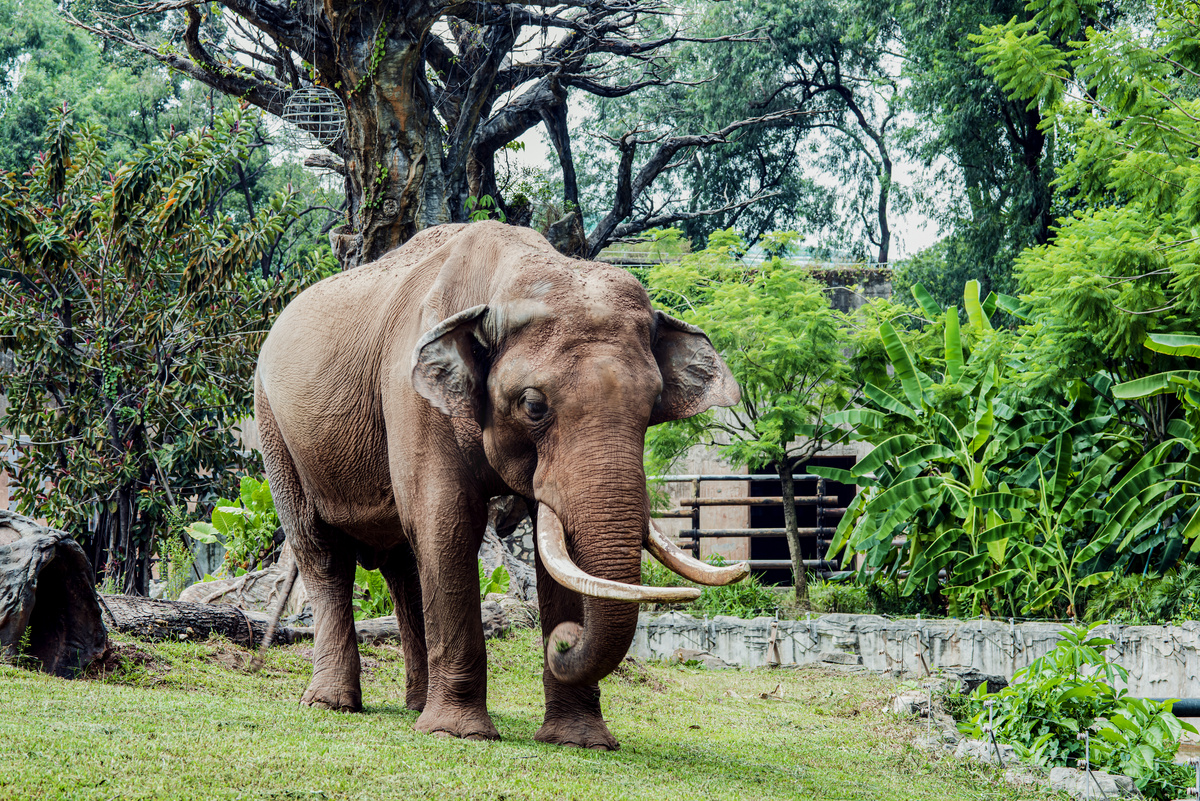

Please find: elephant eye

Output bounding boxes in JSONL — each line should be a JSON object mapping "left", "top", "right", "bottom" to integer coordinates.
{"left": 521, "top": 393, "right": 549, "bottom": 421}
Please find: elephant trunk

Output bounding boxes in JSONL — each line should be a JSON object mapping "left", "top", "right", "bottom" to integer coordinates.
{"left": 535, "top": 445, "right": 666, "bottom": 686}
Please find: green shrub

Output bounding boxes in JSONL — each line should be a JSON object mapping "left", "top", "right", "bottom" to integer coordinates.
{"left": 961, "top": 624, "right": 1195, "bottom": 800}
{"left": 807, "top": 578, "right": 873, "bottom": 614}
{"left": 690, "top": 570, "right": 780, "bottom": 619}
{"left": 641, "top": 556, "right": 780, "bottom": 618}
{"left": 353, "top": 567, "right": 393, "bottom": 620}
{"left": 187, "top": 476, "right": 280, "bottom": 575}
{"left": 1085, "top": 566, "right": 1200, "bottom": 626}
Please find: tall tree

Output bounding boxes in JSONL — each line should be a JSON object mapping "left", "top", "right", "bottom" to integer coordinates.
{"left": 71, "top": 0, "right": 792, "bottom": 264}
{"left": 643, "top": 230, "right": 853, "bottom": 600}
{"left": 887, "top": 0, "right": 1117, "bottom": 304}
{"left": 579, "top": 0, "right": 903, "bottom": 259}
{"left": 0, "top": 107, "right": 311, "bottom": 593}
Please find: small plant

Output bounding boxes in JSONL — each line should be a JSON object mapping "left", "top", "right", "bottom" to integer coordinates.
{"left": 960, "top": 623, "right": 1196, "bottom": 800}
{"left": 807, "top": 578, "right": 873, "bottom": 614}
{"left": 159, "top": 505, "right": 196, "bottom": 600}
{"left": 465, "top": 194, "right": 506, "bottom": 223}
{"left": 186, "top": 476, "right": 280, "bottom": 574}
{"left": 1085, "top": 566, "right": 1200, "bottom": 625}
{"left": 479, "top": 561, "right": 510, "bottom": 598}
{"left": 353, "top": 567, "right": 394, "bottom": 620}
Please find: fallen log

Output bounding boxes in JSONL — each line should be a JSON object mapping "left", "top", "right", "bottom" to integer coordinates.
{"left": 98, "top": 595, "right": 305, "bottom": 647}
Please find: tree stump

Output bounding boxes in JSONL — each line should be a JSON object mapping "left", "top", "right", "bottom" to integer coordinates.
{"left": 0, "top": 512, "right": 108, "bottom": 677}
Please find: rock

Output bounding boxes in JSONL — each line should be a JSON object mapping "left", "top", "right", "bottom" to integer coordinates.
{"left": 492, "top": 594, "right": 537, "bottom": 629}
{"left": 480, "top": 600, "right": 510, "bottom": 639}
{"left": 479, "top": 497, "right": 536, "bottom": 602}
{"left": 819, "top": 650, "right": 862, "bottom": 666}
{"left": 892, "top": 690, "right": 931, "bottom": 716}
{"left": 1048, "top": 767, "right": 1137, "bottom": 798}
{"left": 953, "top": 738, "right": 1016, "bottom": 766}
{"left": 1003, "top": 767, "right": 1043, "bottom": 787}
{"left": 940, "top": 666, "right": 1007, "bottom": 695}
{"left": 670, "top": 647, "right": 735, "bottom": 669}
{"left": 0, "top": 513, "right": 109, "bottom": 677}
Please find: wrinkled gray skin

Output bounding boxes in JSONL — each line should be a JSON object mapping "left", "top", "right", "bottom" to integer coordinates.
{"left": 255, "top": 221, "right": 738, "bottom": 749}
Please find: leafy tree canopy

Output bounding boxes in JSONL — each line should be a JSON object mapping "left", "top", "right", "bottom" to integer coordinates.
{"left": 0, "top": 106, "right": 322, "bottom": 593}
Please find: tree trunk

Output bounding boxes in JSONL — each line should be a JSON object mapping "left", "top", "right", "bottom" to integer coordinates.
{"left": 328, "top": 9, "right": 449, "bottom": 269}
{"left": 779, "top": 464, "right": 809, "bottom": 602}
{"left": 98, "top": 595, "right": 305, "bottom": 647}
{"left": 877, "top": 151, "right": 892, "bottom": 264}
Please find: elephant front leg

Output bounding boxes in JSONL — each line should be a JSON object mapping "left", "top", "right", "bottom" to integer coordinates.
{"left": 533, "top": 550, "right": 620, "bottom": 751}
{"left": 296, "top": 536, "right": 362, "bottom": 712}
{"left": 410, "top": 504, "right": 499, "bottom": 741}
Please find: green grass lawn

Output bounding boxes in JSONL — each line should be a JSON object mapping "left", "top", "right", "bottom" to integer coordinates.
{"left": 0, "top": 628, "right": 1056, "bottom": 800}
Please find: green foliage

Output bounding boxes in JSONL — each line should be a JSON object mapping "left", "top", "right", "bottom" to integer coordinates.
{"left": 464, "top": 194, "right": 505, "bottom": 223}
{"left": 1085, "top": 566, "right": 1200, "bottom": 626}
{"left": 806, "top": 579, "right": 873, "bottom": 615}
{"left": 825, "top": 282, "right": 1128, "bottom": 618}
{"left": 972, "top": 4, "right": 1200, "bottom": 406}
{"left": 644, "top": 231, "right": 852, "bottom": 596}
{"left": 689, "top": 568, "right": 779, "bottom": 620}
{"left": 186, "top": 476, "right": 279, "bottom": 574}
{"left": 641, "top": 556, "right": 780, "bottom": 619}
{"left": 961, "top": 625, "right": 1195, "bottom": 800}
{"left": 479, "top": 561, "right": 510, "bottom": 599}
{"left": 896, "top": 0, "right": 1061, "bottom": 303}
{"left": 0, "top": 106, "right": 312, "bottom": 592}
{"left": 159, "top": 505, "right": 195, "bottom": 600}
{"left": 353, "top": 567, "right": 393, "bottom": 620}
{"left": 646, "top": 234, "right": 850, "bottom": 471}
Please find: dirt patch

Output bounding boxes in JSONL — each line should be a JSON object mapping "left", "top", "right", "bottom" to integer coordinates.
{"left": 83, "top": 642, "right": 163, "bottom": 680}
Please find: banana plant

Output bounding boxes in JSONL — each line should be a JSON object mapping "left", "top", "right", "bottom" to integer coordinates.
{"left": 1107, "top": 333, "right": 1200, "bottom": 564}
{"left": 1010, "top": 436, "right": 1127, "bottom": 619}
{"left": 821, "top": 281, "right": 1118, "bottom": 617}
{"left": 819, "top": 281, "right": 1025, "bottom": 613}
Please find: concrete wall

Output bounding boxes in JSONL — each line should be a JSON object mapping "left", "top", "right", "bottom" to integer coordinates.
{"left": 632, "top": 612, "right": 1200, "bottom": 698}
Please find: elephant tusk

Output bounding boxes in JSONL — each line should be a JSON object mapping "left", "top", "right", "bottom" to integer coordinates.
{"left": 536, "top": 504, "right": 701, "bottom": 603}
{"left": 645, "top": 520, "right": 750, "bottom": 586}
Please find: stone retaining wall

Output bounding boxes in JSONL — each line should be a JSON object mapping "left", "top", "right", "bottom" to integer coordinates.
{"left": 630, "top": 612, "right": 1200, "bottom": 698}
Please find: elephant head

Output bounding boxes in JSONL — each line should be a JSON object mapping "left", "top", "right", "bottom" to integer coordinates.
{"left": 410, "top": 264, "right": 746, "bottom": 685}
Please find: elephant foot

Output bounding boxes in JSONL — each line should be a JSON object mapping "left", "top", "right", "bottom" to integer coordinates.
{"left": 414, "top": 705, "right": 499, "bottom": 741}
{"left": 301, "top": 681, "right": 362, "bottom": 713}
{"left": 535, "top": 715, "right": 620, "bottom": 751}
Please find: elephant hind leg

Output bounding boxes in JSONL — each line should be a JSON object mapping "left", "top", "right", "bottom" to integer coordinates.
{"left": 379, "top": 541, "right": 428, "bottom": 711}
{"left": 257, "top": 386, "right": 361, "bottom": 712}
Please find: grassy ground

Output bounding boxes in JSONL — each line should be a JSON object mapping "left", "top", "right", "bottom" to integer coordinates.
{"left": 0, "top": 628, "right": 1058, "bottom": 801}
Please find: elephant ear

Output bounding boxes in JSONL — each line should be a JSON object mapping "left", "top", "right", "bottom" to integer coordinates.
{"left": 650, "top": 310, "right": 740, "bottom": 425}
{"left": 412, "top": 305, "right": 489, "bottom": 418}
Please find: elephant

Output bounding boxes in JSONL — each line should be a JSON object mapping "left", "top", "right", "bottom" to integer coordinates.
{"left": 254, "top": 220, "right": 747, "bottom": 749}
